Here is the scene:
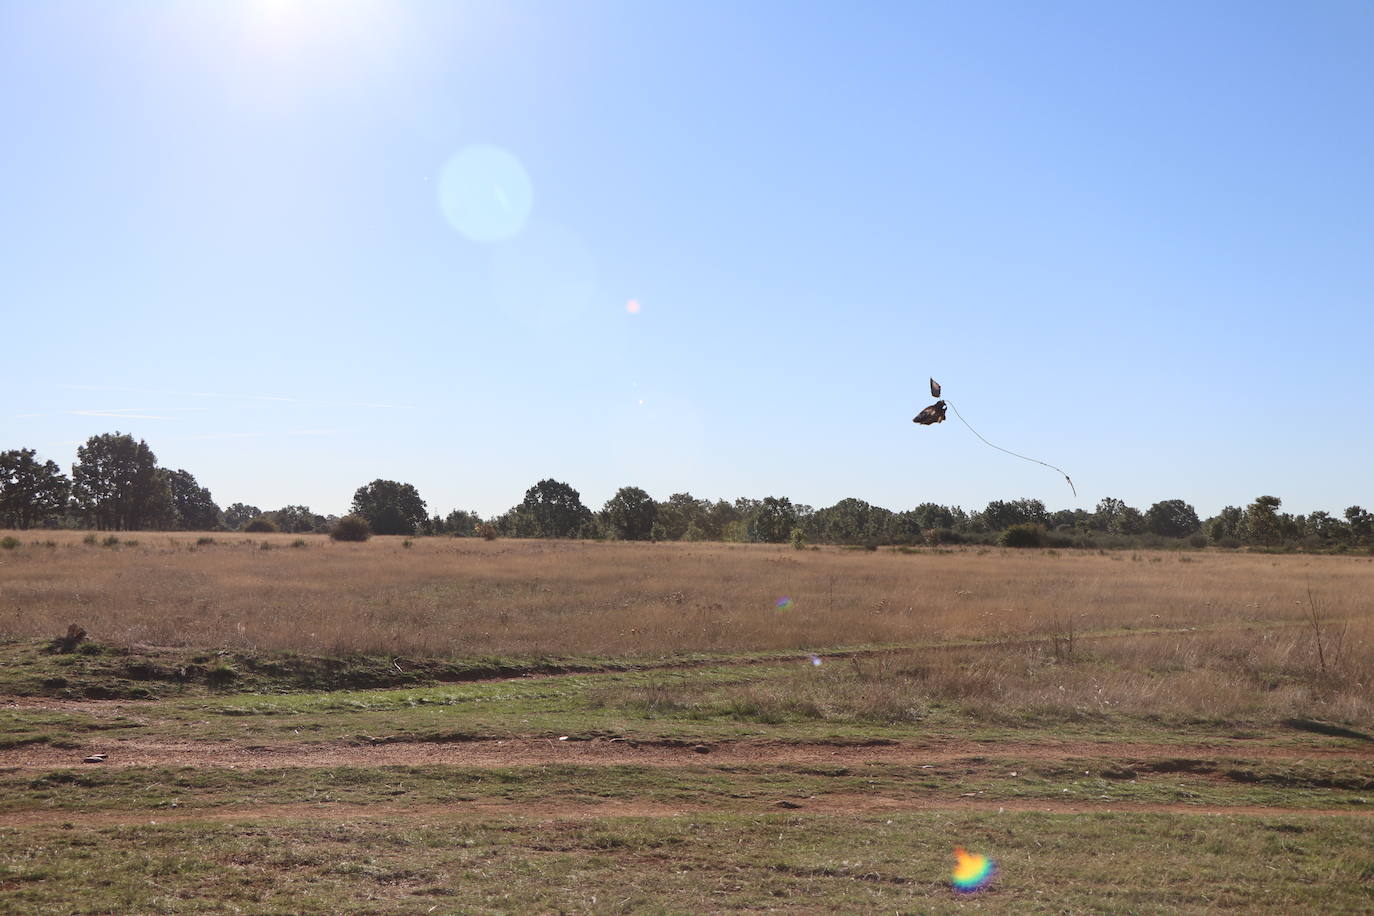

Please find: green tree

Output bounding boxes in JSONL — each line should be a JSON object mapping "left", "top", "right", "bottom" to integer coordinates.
{"left": 749, "top": 496, "right": 798, "bottom": 543}
{"left": 603, "top": 486, "right": 658, "bottom": 540}
{"left": 0, "top": 449, "right": 71, "bottom": 529}
{"left": 1345, "top": 506, "right": 1372, "bottom": 545}
{"left": 812, "top": 497, "right": 891, "bottom": 545}
{"left": 223, "top": 503, "right": 261, "bottom": 531}
{"left": 1116, "top": 506, "right": 1148, "bottom": 535}
{"left": 910, "top": 503, "right": 957, "bottom": 531}
{"left": 513, "top": 479, "right": 592, "bottom": 538}
{"left": 982, "top": 498, "right": 1047, "bottom": 531}
{"left": 351, "top": 481, "right": 428, "bottom": 536}
{"left": 815, "top": 498, "right": 871, "bottom": 545}
{"left": 71, "top": 432, "right": 160, "bottom": 530}
{"left": 164, "top": 469, "right": 221, "bottom": 530}
{"left": 1092, "top": 497, "right": 1127, "bottom": 532}
{"left": 1304, "top": 510, "right": 1344, "bottom": 541}
{"left": 1241, "top": 495, "right": 1284, "bottom": 546}
{"left": 701, "top": 499, "right": 742, "bottom": 541}
{"left": 1206, "top": 506, "right": 1243, "bottom": 543}
{"left": 265, "top": 504, "right": 326, "bottom": 534}
{"left": 1145, "top": 499, "right": 1200, "bottom": 538}
{"left": 444, "top": 509, "right": 483, "bottom": 537}
{"left": 142, "top": 469, "right": 178, "bottom": 530}
{"left": 655, "top": 493, "right": 706, "bottom": 541}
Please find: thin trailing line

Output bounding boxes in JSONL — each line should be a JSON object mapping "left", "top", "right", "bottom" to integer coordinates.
{"left": 945, "top": 399, "right": 1077, "bottom": 498}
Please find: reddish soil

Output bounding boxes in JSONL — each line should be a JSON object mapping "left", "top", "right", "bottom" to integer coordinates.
{"left": 0, "top": 794, "right": 1367, "bottom": 830}
{"left": 3, "top": 734, "right": 1371, "bottom": 770}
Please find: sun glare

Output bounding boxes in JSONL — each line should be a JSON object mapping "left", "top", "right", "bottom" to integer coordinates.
{"left": 241, "top": 0, "right": 401, "bottom": 59}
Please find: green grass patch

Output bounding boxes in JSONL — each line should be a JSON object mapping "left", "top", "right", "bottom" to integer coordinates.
{"left": 1, "top": 758, "right": 1369, "bottom": 817}
{"left": 1, "top": 809, "right": 1371, "bottom": 914}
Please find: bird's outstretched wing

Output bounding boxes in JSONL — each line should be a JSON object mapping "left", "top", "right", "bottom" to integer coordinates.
{"left": 930, "top": 378, "right": 941, "bottom": 397}
{"left": 912, "top": 400, "right": 948, "bottom": 425}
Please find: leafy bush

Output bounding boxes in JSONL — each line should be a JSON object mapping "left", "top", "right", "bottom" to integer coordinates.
{"left": 196, "top": 536, "right": 216, "bottom": 546}
{"left": 790, "top": 527, "right": 807, "bottom": 550}
{"left": 1188, "top": 533, "right": 1208, "bottom": 549}
{"left": 244, "top": 517, "right": 277, "bottom": 533}
{"left": 477, "top": 523, "right": 498, "bottom": 541}
{"left": 291, "top": 539, "right": 306, "bottom": 548}
{"left": 0, "top": 536, "right": 19, "bottom": 550}
{"left": 1002, "top": 524, "right": 1046, "bottom": 548}
{"left": 102, "top": 535, "right": 120, "bottom": 548}
{"left": 331, "top": 515, "right": 372, "bottom": 542}
{"left": 82, "top": 533, "right": 98, "bottom": 545}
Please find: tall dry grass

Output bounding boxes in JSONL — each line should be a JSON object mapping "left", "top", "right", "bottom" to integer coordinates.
{"left": 0, "top": 531, "right": 1370, "bottom": 663}
{"left": 632, "top": 622, "right": 1374, "bottom": 727}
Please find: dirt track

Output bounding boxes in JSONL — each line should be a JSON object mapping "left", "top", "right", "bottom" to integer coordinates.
{"left": 4, "top": 733, "right": 1372, "bottom": 770}
{"left": 2, "top": 793, "right": 1369, "bottom": 830}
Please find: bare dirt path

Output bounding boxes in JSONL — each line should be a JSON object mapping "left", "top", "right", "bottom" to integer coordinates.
{"left": 4, "top": 735, "right": 1371, "bottom": 770}
{"left": 1, "top": 794, "right": 1368, "bottom": 830}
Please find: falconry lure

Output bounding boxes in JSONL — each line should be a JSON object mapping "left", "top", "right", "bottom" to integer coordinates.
{"left": 914, "top": 378, "right": 1077, "bottom": 497}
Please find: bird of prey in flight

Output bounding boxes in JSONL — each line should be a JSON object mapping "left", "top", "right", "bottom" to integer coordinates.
{"left": 912, "top": 377, "right": 1076, "bottom": 497}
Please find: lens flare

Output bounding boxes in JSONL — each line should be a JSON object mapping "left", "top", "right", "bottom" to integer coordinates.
{"left": 775, "top": 597, "right": 793, "bottom": 610}
{"left": 626, "top": 299, "right": 641, "bottom": 314}
{"left": 952, "top": 846, "right": 995, "bottom": 893}
{"left": 438, "top": 145, "right": 533, "bottom": 242}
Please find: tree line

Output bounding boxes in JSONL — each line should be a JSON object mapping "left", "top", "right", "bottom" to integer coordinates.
{"left": 1, "top": 433, "right": 1370, "bottom": 552}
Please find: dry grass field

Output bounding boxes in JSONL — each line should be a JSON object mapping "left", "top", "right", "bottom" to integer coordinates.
{"left": 2, "top": 532, "right": 1371, "bottom": 913}
{"left": 2, "top": 530, "right": 1370, "bottom": 654}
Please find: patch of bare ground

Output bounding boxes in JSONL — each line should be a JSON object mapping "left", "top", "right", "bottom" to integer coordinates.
{"left": 3, "top": 735, "right": 1371, "bottom": 770}
{"left": 0, "top": 795, "right": 1368, "bottom": 829}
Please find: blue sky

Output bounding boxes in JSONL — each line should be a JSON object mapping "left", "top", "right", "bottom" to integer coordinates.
{"left": 3, "top": 0, "right": 1371, "bottom": 520}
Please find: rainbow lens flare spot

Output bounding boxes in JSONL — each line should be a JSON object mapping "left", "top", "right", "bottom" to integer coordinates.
{"left": 952, "top": 846, "right": 995, "bottom": 893}
{"left": 775, "top": 597, "right": 793, "bottom": 610}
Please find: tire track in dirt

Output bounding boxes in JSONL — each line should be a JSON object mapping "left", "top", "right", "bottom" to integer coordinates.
{"left": 1, "top": 794, "right": 1368, "bottom": 829}
{"left": 3, "top": 736, "right": 1370, "bottom": 770}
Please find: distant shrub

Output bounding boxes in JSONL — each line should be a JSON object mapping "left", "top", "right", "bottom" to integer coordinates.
{"left": 1188, "top": 533, "right": 1208, "bottom": 549}
{"left": 82, "top": 533, "right": 98, "bottom": 545}
{"left": 102, "top": 535, "right": 120, "bottom": 548}
{"left": 244, "top": 517, "right": 277, "bottom": 533}
{"left": 260, "top": 542, "right": 273, "bottom": 551}
{"left": 0, "top": 536, "right": 19, "bottom": 550}
{"left": 291, "top": 539, "right": 306, "bottom": 548}
{"left": 925, "top": 528, "right": 966, "bottom": 546}
{"left": 790, "top": 528, "right": 807, "bottom": 550}
{"left": 196, "top": 536, "right": 216, "bottom": 546}
{"left": 1002, "top": 524, "right": 1046, "bottom": 548}
{"left": 477, "top": 523, "right": 498, "bottom": 541}
{"left": 402, "top": 538, "right": 413, "bottom": 549}
{"left": 1217, "top": 536, "right": 1242, "bottom": 550}
{"left": 331, "top": 515, "right": 372, "bottom": 542}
